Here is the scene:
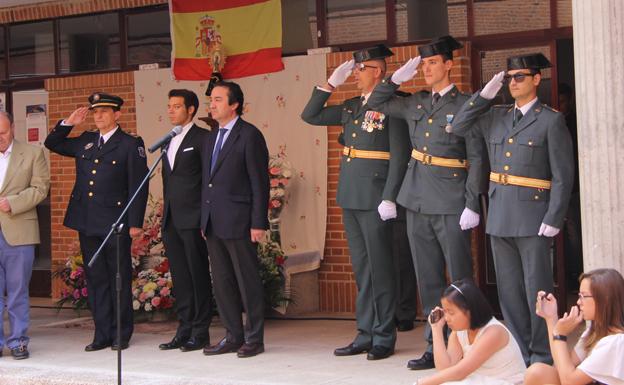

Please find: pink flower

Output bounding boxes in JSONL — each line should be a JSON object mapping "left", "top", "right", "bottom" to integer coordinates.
{"left": 280, "top": 179, "right": 289, "bottom": 186}
{"left": 151, "top": 297, "right": 161, "bottom": 307}
{"left": 270, "top": 179, "right": 280, "bottom": 187}
{"left": 269, "top": 167, "right": 281, "bottom": 175}
{"left": 70, "top": 270, "right": 78, "bottom": 280}
{"left": 157, "top": 278, "right": 167, "bottom": 287}
{"left": 271, "top": 199, "right": 281, "bottom": 208}
{"left": 81, "top": 287, "right": 88, "bottom": 297}
{"left": 139, "top": 292, "right": 148, "bottom": 302}
{"left": 73, "top": 289, "right": 80, "bottom": 299}
{"left": 160, "top": 287, "right": 170, "bottom": 296}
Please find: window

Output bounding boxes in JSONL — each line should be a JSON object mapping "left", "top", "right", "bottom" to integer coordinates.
{"left": 326, "top": 0, "right": 387, "bottom": 45}
{"left": 0, "top": 27, "right": 5, "bottom": 79}
{"left": 9, "top": 21, "right": 55, "bottom": 78}
{"left": 127, "top": 9, "right": 171, "bottom": 65}
{"left": 58, "top": 13, "right": 120, "bottom": 74}
{"left": 395, "top": 0, "right": 467, "bottom": 43}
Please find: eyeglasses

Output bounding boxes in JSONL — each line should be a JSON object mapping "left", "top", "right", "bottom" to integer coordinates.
{"left": 355, "top": 63, "right": 380, "bottom": 72}
{"left": 504, "top": 72, "right": 537, "bottom": 83}
{"left": 578, "top": 292, "right": 594, "bottom": 301}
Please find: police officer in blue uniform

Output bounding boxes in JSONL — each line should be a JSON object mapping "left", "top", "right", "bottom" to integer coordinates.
{"left": 45, "top": 93, "right": 149, "bottom": 351}
{"left": 451, "top": 53, "right": 574, "bottom": 365}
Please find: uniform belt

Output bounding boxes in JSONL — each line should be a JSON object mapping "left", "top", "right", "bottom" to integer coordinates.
{"left": 342, "top": 147, "right": 390, "bottom": 160}
{"left": 411, "top": 149, "right": 468, "bottom": 168}
{"left": 490, "top": 172, "right": 551, "bottom": 190}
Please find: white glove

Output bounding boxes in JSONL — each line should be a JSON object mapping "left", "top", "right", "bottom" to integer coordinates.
{"left": 538, "top": 223, "right": 560, "bottom": 237}
{"left": 459, "top": 207, "right": 480, "bottom": 230}
{"left": 328, "top": 59, "right": 355, "bottom": 88}
{"left": 480, "top": 71, "right": 505, "bottom": 99}
{"left": 377, "top": 200, "right": 397, "bottom": 221}
{"left": 391, "top": 56, "right": 421, "bottom": 84}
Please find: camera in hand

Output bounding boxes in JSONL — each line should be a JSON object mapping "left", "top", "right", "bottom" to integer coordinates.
{"left": 429, "top": 308, "right": 444, "bottom": 323}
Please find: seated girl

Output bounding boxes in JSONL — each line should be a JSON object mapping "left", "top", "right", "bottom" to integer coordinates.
{"left": 525, "top": 268, "right": 624, "bottom": 385}
{"left": 414, "top": 278, "right": 525, "bottom": 385}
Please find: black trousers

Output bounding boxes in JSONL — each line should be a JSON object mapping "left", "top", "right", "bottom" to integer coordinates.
{"left": 79, "top": 232, "right": 133, "bottom": 344}
{"left": 392, "top": 208, "right": 417, "bottom": 323}
{"left": 205, "top": 225, "right": 264, "bottom": 344}
{"left": 162, "top": 221, "right": 213, "bottom": 340}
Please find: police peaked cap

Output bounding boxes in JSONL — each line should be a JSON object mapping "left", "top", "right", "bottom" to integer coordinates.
{"left": 88, "top": 92, "right": 124, "bottom": 110}
{"left": 507, "top": 53, "right": 552, "bottom": 71}
{"left": 418, "top": 35, "right": 463, "bottom": 58}
{"left": 353, "top": 44, "right": 394, "bottom": 63}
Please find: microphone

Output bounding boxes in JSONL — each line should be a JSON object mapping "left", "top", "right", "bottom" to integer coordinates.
{"left": 147, "top": 126, "right": 183, "bottom": 153}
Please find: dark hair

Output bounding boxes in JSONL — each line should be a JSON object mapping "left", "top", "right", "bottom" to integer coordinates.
{"left": 579, "top": 268, "right": 624, "bottom": 352}
{"left": 0, "top": 111, "right": 14, "bottom": 125}
{"left": 213, "top": 81, "right": 244, "bottom": 116}
{"left": 441, "top": 52, "right": 453, "bottom": 62}
{"left": 168, "top": 89, "right": 199, "bottom": 118}
{"left": 442, "top": 278, "right": 493, "bottom": 329}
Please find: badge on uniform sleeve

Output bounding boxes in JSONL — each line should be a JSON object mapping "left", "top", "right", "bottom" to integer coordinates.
{"left": 445, "top": 114, "right": 454, "bottom": 133}
{"left": 84, "top": 142, "right": 94, "bottom": 150}
{"left": 138, "top": 147, "right": 146, "bottom": 158}
{"left": 362, "top": 111, "right": 386, "bottom": 132}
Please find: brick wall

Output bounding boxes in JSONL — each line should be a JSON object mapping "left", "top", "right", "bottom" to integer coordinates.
{"left": 0, "top": 0, "right": 166, "bottom": 23}
{"left": 46, "top": 72, "right": 136, "bottom": 298}
{"left": 319, "top": 44, "right": 473, "bottom": 313}
{"left": 474, "top": 0, "right": 551, "bottom": 36}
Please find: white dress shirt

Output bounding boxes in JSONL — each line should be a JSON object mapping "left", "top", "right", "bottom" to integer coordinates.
{"left": 0, "top": 141, "right": 13, "bottom": 190}
{"left": 167, "top": 122, "right": 193, "bottom": 168}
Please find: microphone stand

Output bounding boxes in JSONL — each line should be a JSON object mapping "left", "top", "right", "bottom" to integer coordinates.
{"left": 89, "top": 141, "right": 170, "bottom": 385}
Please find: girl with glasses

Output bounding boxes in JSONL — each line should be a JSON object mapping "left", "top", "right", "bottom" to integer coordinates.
{"left": 414, "top": 278, "right": 526, "bottom": 385}
{"left": 525, "top": 268, "right": 624, "bottom": 385}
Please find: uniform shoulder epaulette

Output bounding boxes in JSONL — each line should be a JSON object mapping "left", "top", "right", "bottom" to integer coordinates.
{"left": 493, "top": 104, "right": 513, "bottom": 109}
{"left": 542, "top": 104, "right": 559, "bottom": 113}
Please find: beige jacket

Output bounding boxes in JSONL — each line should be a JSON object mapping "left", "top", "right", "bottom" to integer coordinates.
{"left": 0, "top": 140, "right": 50, "bottom": 246}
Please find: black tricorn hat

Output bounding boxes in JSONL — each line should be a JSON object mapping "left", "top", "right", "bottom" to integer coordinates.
{"left": 418, "top": 35, "right": 463, "bottom": 58}
{"left": 507, "top": 53, "right": 552, "bottom": 70}
{"left": 353, "top": 44, "right": 394, "bottom": 63}
{"left": 88, "top": 92, "right": 124, "bottom": 110}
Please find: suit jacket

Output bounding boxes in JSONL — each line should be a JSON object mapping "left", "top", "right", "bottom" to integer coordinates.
{"left": 452, "top": 92, "right": 574, "bottom": 237}
{"left": 0, "top": 140, "right": 50, "bottom": 246}
{"left": 162, "top": 124, "right": 209, "bottom": 230}
{"left": 44, "top": 121, "right": 149, "bottom": 237}
{"left": 367, "top": 80, "right": 484, "bottom": 215}
{"left": 201, "top": 117, "right": 269, "bottom": 240}
{"left": 301, "top": 87, "right": 411, "bottom": 210}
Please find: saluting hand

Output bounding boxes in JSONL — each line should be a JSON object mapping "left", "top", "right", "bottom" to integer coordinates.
{"left": 480, "top": 71, "right": 505, "bottom": 99}
{"left": 65, "top": 107, "right": 90, "bottom": 126}
{"left": 391, "top": 56, "right": 421, "bottom": 84}
{"left": 327, "top": 59, "right": 355, "bottom": 89}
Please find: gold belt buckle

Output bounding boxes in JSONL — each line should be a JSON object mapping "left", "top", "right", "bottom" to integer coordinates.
{"left": 421, "top": 154, "right": 432, "bottom": 165}
{"left": 498, "top": 173, "right": 509, "bottom": 185}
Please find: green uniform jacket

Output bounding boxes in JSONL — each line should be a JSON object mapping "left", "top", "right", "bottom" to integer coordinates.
{"left": 367, "top": 80, "right": 484, "bottom": 215}
{"left": 301, "top": 87, "right": 411, "bottom": 210}
{"left": 452, "top": 92, "right": 574, "bottom": 237}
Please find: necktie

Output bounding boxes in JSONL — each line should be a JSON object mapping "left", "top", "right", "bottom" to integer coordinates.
{"left": 98, "top": 136, "right": 104, "bottom": 150}
{"left": 432, "top": 93, "right": 441, "bottom": 106}
{"left": 360, "top": 96, "right": 366, "bottom": 105}
{"left": 210, "top": 128, "right": 227, "bottom": 174}
{"left": 513, "top": 109, "right": 523, "bottom": 127}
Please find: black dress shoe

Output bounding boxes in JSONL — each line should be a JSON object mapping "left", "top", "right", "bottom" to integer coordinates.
{"left": 111, "top": 341, "right": 129, "bottom": 351}
{"left": 203, "top": 339, "right": 243, "bottom": 356}
{"left": 407, "top": 351, "right": 435, "bottom": 370}
{"left": 180, "top": 337, "right": 209, "bottom": 352}
{"left": 396, "top": 320, "right": 414, "bottom": 332}
{"left": 85, "top": 341, "right": 112, "bottom": 352}
{"left": 11, "top": 345, "right": 29, "bottom": 360}
{"left": 236, "top": 342, "right": 264, "bottom": 358}
{"left": 366, "top": 345, "right": 394, "bottom": 360}
{"left": 334, "top": 343, "right": 371, "bottom": 356}
{"left": 159, "top": 336, "right": 188, "bottom": 350}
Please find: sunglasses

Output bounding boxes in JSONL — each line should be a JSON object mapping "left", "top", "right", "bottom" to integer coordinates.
{"left": 504, "top": 72, "right": 537, "bottom": 83}
{"left": 355, "top": 63, "right": 380, "bottom": 72}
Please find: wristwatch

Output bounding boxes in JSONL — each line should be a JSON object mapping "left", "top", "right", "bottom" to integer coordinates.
{"left": 553, "top": 334, "right": 568, "bottom": 342}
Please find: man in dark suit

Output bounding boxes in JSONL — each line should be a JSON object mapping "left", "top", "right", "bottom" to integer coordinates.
{"left": 44, "top": 93, "right": 148, "bottom": 351}
{"left": 201, "top": 81, "right": 269, "bottom": 358}
{"left": 158, "top": 89, "right": 213, "bottom": 352}
{"left": 451, "top": 53, "right": 574, "bottom": 365}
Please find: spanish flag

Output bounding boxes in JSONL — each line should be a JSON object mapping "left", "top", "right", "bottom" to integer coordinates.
{"left": 169, "top": 0, "right": 284, "bottom": 80}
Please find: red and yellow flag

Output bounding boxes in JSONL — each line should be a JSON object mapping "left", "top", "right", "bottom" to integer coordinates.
{"left": 169, "top": 0, "right": 284, "bottom": 80}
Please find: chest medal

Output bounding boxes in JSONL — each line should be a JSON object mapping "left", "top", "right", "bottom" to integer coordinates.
{"left": 362, "top": 111, "right": 386, "bottom": 132}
